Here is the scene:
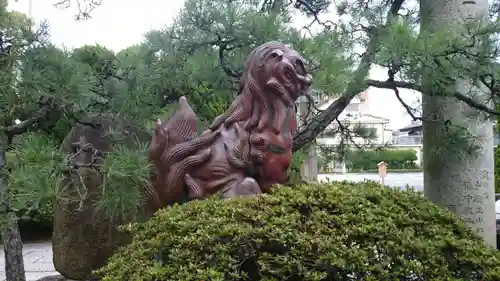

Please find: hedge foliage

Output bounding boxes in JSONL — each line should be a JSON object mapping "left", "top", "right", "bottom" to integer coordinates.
{"left": 347, "top": 149, "right": 418, "bottom": 171}
{"left": 96, "top": 181, "right": 500, "bottom": 281}
{"left": 348, "top": 168, "right": 422, "bottom": 173}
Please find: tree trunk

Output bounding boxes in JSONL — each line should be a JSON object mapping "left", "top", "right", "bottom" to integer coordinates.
{"left": 0, "top": 150, "right": 26, "bottom": 281}
{"left": 300, "top": 143, "right": 318, "bottom": 181}
{"left": 297, "top": 99, "right": 318, "bottom": 181}
{"left": 420, "top": 0, "right": 496, "bottom": 246}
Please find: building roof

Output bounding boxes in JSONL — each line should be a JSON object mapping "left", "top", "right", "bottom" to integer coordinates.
{"left": 312, "top": 93, "right": 389, "bottom": 125}
{"left": 316, "top": 96, "right": 363, "bottom": 111}
{"left": 363, "top": 113, "right": 390, "bottom": 122}
{"left": 339, "top": 113, "right": 390, "bottom": 125}
{"left": 398, "top": 120, "right": 422, "bottom": 132}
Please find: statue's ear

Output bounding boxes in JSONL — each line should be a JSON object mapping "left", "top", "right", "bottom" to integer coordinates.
{"left": 155, "top": 122, "right": 168, "bottom": 138}
{"left": 155, "top": 119, "right": 162, "bottom": 135}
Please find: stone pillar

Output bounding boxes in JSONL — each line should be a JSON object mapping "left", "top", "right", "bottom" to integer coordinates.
{"left": 420, "top": 0, "right": 496, "bottom": 246}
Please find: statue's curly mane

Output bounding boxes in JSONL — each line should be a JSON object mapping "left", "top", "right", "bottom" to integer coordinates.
{"left": 147, "top": 41, "right": 311, "bottom": 209}
{"left": 209, "top": 41, "right": 294, "bottom": 133}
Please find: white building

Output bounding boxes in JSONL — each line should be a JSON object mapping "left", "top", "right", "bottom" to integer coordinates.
{"left": 390, "top": 120, "right": 424, "bottom": 167}
{"left": 314, "top": 91, "right": 392, "bottom": 173}
{"left": 391, "top": 120, "right": 500, "bottom": 167}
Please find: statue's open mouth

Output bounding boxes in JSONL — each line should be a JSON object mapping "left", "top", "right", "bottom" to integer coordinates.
{"left": 284, "top": 71, "right": 312, "bottom": 103}
{"left": 265, "top": 77, "right": 293, "bottom": 105}
{"left": 292, "top": 73, "right": 312, "bottom": 99}
{"left": 265, "top": 77, "right": 311, "bottom": 106}
{"left": 297, "top": 73, "right": 312, "bottom": 90}
{"left": 264, "top": 58, "right": 312, "bottom": 105}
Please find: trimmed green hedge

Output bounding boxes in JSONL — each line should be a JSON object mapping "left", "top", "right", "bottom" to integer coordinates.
{"left": 96, "top": 181, "right": 500, "bottom": 280}
{"left": 347, "top": 149, "right": 418, "bottom": 170}
{"left": 348, "top": 168, "right": 422, "bottom": 173}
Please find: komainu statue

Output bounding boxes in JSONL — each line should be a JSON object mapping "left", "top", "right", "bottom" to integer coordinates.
{"left": 147, "top": 41, "right": 312, "bottom": 209}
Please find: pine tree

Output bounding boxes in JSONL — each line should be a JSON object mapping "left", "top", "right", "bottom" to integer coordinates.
{"left": 4, "top": 0, "right": 500, "bottom": 278}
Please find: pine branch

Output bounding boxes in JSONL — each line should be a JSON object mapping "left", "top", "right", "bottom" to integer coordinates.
{"left": 292, "top": 0, "right": 406, "bottom": 152}
{"left": 53, "top": 0, "right": 102, "bottom": 20}
{"left": 0, "top": 107, "right": 49, "bottom": 136}
{"left": 218, "top": 37, "right": 243, "bottom": 79}
{"left": 365, "top": 78, "right": 500, "bottom": 116}
{"left": 453, "top": 91, "right": 500, "bottom": 116}
{"left": 365, "top": 79, "right": 421, "bottom": 91}
{"left": 294, "top": 0, "right": 337, "bottom": 31}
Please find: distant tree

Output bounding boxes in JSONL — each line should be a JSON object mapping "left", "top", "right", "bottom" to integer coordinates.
{"left": 71, "top": 44, "right": 117, "bottom": 77}
{"left": 0, "top": 1, "right": 50, "bottom": 280}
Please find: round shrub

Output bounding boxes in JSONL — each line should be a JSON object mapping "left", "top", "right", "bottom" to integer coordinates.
{"left": 96, "top": 181, "right": 500, "bottom": 280}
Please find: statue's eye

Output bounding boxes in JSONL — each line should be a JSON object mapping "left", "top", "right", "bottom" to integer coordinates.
{"left": 270, "top": 49, "right": 284, "bottom": 59}
{"left": 295, "top": 59, "right": 306, "bottom": 74}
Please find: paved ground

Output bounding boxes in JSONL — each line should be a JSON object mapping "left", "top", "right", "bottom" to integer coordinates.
{"left": 318, "top": 172, "right": 424, "bottom": 191}
{"left": 0, "top": 241, "right": 56, "bottom": 281}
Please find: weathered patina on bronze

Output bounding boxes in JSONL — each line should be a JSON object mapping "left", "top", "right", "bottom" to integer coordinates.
{"left": 148, "top": 41, "right": 312, "bottom": 208}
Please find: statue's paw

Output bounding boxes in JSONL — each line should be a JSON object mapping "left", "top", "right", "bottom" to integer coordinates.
{"left": 222, "top": 177, "right": 262, "bottom": 198}
{"left": 155, "top": 119, "right": 168, "bottom": 136}
{"left": 249, "top": 149, "right": 265, "bottom": 163}
{"left": 201, "top": 129, "right": 212, "bottom": 136}
{"left": 185, "top": 174, "right": 204, "bottom": 200}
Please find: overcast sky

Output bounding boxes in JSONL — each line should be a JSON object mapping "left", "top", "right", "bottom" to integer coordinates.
{"left": 8, "top": 0, "right": 420, "bottom": 131}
